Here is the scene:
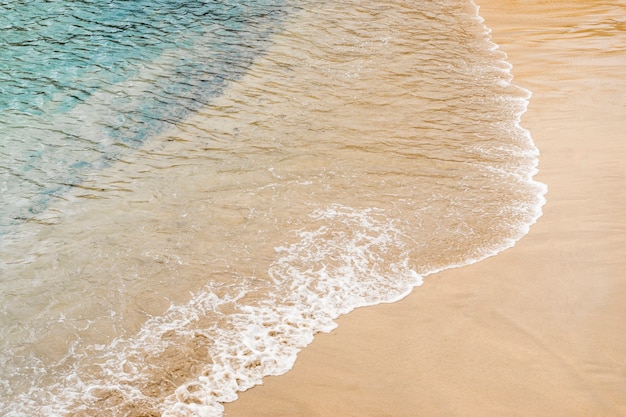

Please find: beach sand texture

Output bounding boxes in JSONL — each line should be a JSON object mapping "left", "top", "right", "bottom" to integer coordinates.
{"left": 224, "top": 1, "right": 626, "bottom": 416}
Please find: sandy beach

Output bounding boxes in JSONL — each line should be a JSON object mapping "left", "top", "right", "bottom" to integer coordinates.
{"left": 224, "top": 1, "right": 626, "bottom": 416}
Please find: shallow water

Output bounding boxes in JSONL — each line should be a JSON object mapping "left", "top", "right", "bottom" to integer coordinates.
{"left": 0, "top": 0, "right": 545, "bottom": 415}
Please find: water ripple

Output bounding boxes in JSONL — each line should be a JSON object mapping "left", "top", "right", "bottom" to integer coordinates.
{"left": 0, "top": 0, "right": 288, "bottom": 235}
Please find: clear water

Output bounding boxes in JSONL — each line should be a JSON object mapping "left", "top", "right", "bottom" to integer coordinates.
{"left": 0, "top": 0, "right": 546, "bottom": 416}
{"left": 1, "top": 0, "right": 286, "bottom": 234}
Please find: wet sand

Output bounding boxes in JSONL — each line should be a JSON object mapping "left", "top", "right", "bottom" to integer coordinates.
{"left": 224, "top": 1, "right": 626, "bottom": 416}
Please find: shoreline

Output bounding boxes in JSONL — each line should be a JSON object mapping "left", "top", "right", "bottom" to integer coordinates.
{"left": 224, "top": 0, "right": 626, "bottom": 416}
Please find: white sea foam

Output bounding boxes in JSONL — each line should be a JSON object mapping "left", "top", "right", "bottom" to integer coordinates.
{"left": 14, "top": 182, "right": 543, "bottom": 417}
{"left": 5, "top": 205, "right": 423, "bottom": 417}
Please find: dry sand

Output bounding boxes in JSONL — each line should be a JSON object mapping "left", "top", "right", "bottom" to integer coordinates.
{"left": 224, "top": 0, "right": 626, "bottom": 416}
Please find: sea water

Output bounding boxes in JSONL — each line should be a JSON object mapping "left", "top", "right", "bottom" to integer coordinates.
{"left": 0, "top": 0, "right": 546, "bottom": 415}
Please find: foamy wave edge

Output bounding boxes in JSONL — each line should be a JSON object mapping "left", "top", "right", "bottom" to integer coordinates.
{"left": 152, "top": 2, "right": 548, "bottom": 414}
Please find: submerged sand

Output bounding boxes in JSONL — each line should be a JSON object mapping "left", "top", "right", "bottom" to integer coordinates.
{"left": 224, "top": 0, "right": 626, "bottom": 416}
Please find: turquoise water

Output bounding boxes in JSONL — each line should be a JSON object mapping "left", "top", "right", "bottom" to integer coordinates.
{"left": 1, "top": 0, "right": 286, "bottom": 234}
{"left": 0, "top": 1, "right": 546, "bottom": 416}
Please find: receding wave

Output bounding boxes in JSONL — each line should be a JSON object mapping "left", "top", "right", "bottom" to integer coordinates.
{"left": 0, "top": 0, "right": 546, "bottom": 416}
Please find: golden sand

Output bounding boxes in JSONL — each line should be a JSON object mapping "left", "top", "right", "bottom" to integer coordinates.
{"left": 224, "top": 1, "right": 626, "bottom": 415}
